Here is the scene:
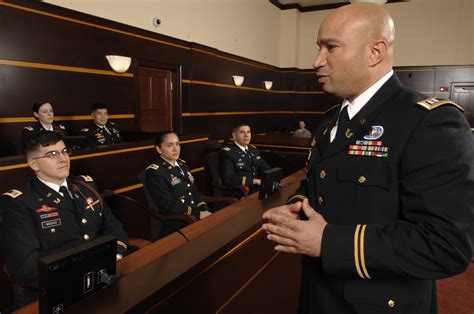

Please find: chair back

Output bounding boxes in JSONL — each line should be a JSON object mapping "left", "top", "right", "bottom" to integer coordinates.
{"left": 205, "top": 152, "right": 223, "bottom": 185}
{"left": 137, "top": 170, "right": 163, "bottom": 241}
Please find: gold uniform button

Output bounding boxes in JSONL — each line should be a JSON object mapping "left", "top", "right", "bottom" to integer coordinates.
{"left": 187, "top": 184, "right": 191, "bottom": 187}
{"left": 191, "top": 201, "right": 194, "bottom": 204}
{"left": 358, "top": 176, "right": 366, "bottom": 184}
{"left": 188, "top": 192, "right": 192, "bottom": 195}
{"left": 82, "top": 218, "right": 87, "bottom": 224}
{"left": 317, "top": 196, "right": 324, "bottom": 206}
{"left": 83, "top": 234, "right": 90, "bottom": 240}
{"left": 388, "top": 300, "right": 395, "bottom": 308}
{"left": 50, "top": 228, "right": 56, "bottom": 234}
{"left": 319, "top": 170, "right": 326, "bottom": 179}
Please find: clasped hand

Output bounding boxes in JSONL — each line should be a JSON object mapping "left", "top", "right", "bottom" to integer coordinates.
{"left": 262, "top": 199, "right": 327, "bottom": 257}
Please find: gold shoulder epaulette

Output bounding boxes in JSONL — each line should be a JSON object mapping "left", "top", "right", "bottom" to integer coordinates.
{"left": 249, "top": 145, "right": 256, "bottom": 148}
{"left": 222, "top": 147, "right": 231, "bottom": 151}
{"left": 178, "top": 158, "right": 186, "bottom": 163}
{"left": 80, "top": 175, "right": 94, "bottom": 182}
{"left": 24, "top": 126, "right": 34, "bottom": 131}
{"left": 109, "top": 121, "right": 116, "bottom": 125}
{"left": 325, "top": 104, "right": 340, "bottom": 113}
{"left": 81, "top": 128, "right": 89, "bottom": 132}
{"left": 59, "top": 124, "right": 66, "bottom": 129}
{"left": 417, "top": 98, "right": 464, "bottom": 112}
{"left": 146, "top": 164, "right": 159, "bottom": 170}
{"left": 2, "top": 189, "right": 22, "bottom": 199}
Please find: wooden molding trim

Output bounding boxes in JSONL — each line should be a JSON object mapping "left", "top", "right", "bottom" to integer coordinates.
{"left": 181, "top": 79, "right": 323, "bottom": 94}
{"left": 0, "top": 114, "right": 135, "bottom": 124}
{"left": 182, "top": 111, "right": 325, "bottom": 117}
{"left": 0, "top": 138, "right": 209, "bottom": 172}
{"left": 0, "top": 58, "right": 133, "bottom": 77}
{"left": 253, "top": 143, "right": 312, "bottom": 150}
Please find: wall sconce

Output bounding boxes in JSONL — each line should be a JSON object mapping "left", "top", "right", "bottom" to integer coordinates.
{"left": 263, "top": 81, "right": 273, "bottom": 90}
{"left": 105, "top": 55, "right": 132, "bottom": 73}
{"left": 232, "top": 75, "right": 244, "bottom": 87}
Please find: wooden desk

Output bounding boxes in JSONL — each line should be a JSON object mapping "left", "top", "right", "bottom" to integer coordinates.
{"left": 251, "top": 134, "right": 312, "bottom": 176}
{"left": 15, "top": 171, "right": 306, "bottom": 313}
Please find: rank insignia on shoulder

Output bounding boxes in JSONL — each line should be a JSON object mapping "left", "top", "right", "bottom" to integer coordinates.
{"left": 2, "top": 189, "right": 22, "bottom": 199}
{"left": 249, "top": 145, "right": 256, "bottom": 149}
{"left": 178, "top": 158, "right": 186, "bottom": 163}
{"left": 146, "top": 164, "right": 159, "bottom": 170}
{"left": 24, "top": 126, "right": 34, "bottom": 131}
{"left": 222, "top": 147, "right": 231, "bottom": 151}
{"left": 417, "top": 98, "right": 464, "bottom": 112}
{"left": 80, "top": 175, "right": 94, "bottom": 182}
{"left": 81, "top": 128, "right": 89, "bottom": 132}
{"left": 59, "top": 125, "right": 66, "bottom": 129}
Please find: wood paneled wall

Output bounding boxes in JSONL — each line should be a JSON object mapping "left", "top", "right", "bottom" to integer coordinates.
{"left": 0, "top": 0, "right": 473, "bottom": 157}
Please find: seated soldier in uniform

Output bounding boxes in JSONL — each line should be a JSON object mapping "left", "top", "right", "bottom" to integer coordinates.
{"left": 22, "top": 101, "right": 67, "bottom": 142}
{"left": 219, "top": 122, "right": 271, "bottom": 197}
{"left": 1, "top": 131, "right": 128, "bottom": 307}
{"left": 81, "top": 103, "right": 122, "bottom": 146}
{"left": 144, "top": 130, "right": 212, "bottom": 239}
{"left": 293, "top": 120, "right": 312, "bottom": 138}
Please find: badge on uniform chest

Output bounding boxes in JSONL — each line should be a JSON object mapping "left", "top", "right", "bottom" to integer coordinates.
{"left": 347, "top": 126, "right": 389, "bottom": 158}
{"left": 85, "top": 197, "right": 99, "bottom": 211}
{"left": 170, "top": 174, "right": 181, "bottom": 185}
{"left": 36, "top": 205, "right": 58, "bottom": 213}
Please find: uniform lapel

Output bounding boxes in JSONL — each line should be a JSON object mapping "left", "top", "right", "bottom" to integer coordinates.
{"left": 317, "top": 74, "right": 403, "bottom": 163}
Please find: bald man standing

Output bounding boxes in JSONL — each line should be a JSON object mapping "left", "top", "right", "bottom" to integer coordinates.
{"left": 263, "top": 3, "right": 473, "bottom": 314}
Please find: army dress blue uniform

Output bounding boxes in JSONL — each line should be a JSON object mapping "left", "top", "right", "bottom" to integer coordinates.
{"left": 22, "top": 122, "right": 67, "bottom": 142}
{"left": 288, "top": 74, "right": 474, "bottom": 314}
{"left": 1, "top": 175, "right": 128, "bottom": 284}
{"left": 144, "top": 157, "right": 210, "bottom": 239}
{"left": 219, "top": 143, "right": 271, "bottom": 195}
{"left": 81, "top": 122, "right": 121, "bottom": 146}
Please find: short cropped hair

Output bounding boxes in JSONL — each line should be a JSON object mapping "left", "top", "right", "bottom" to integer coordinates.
{"left": 232, "top": 122, "right": 250, "bottom": 132}
{"left": 23, "top": 130, "right": 63, "bottom": 157}
{"left": 91, "top": 103, "right": 108, "bottom": 111}
{"left": 154, "top": 130, "right": 178, "bottom": 147}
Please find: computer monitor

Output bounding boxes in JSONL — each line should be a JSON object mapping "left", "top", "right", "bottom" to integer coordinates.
{"left": 63, "top": 135, "right": 89, "bottom": 151}
{"left": 258, "top": 167, "right": 284, "bottom": 200}
{"left": 39, "top": 235, "right": 117, "bottom": 314}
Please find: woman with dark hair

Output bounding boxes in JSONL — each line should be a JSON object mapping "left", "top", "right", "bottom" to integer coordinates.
{"left": 22, "top": 102, "right": 67, "bottom": 141}
{"left": 144, "top": 130, "right": 212, "bottom": 238}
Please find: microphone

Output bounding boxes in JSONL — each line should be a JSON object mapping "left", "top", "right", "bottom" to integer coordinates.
{"left": 102, "top": 189, "right": 190, "bottom": 241}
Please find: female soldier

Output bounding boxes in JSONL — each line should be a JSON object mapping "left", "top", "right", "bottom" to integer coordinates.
{"left": 144, "top": 130, "right": 211, "bottom": 239}
{"left": 22, "top": 102, "right": 67, "bottom": 141}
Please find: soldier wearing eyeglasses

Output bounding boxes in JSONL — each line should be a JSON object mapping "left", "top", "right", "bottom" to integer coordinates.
{"left": 0, "top": 131, "right": 128, "bottom": 307}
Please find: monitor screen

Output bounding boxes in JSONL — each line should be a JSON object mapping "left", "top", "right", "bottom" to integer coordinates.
{"left": 63, "top": 135, "right": 89, "bottom": 151}
{"left": 258, "top": 167, "right": 283, "bottom": 200}
{"left": 39, "top": 234, "right": 117, "bottom": 314}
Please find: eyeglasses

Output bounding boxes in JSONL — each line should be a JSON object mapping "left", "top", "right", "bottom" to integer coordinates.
{"left": 32, "top": 148, "right": 72, "bottom": 160}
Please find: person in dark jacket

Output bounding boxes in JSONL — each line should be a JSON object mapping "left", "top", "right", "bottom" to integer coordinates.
{"left": 81, "top": 103, "right": 122, "bottom": 146}
{"left": 1, "top": 131, "right": 128, "bottom": 306}
{"left": 219, "top": 122, "right": 271, "bottom": 197}
{"left": 262, "top": 3, "right": 473, "bottom": 314}
{"left": 144, "top": 130, "right": 212, "bottom": 239}
{"left": 22, "top": 101, "right": 67, "bottom": 143}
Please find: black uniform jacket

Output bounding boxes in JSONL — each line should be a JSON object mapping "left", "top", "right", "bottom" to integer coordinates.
{"left": 144, "top": 157, "right": 210, "bottom": 219}
{"left": 81, "top": 121, "right": 121, "bottom": 146}
{"left": 22, "top": 122, "right": 67, "bottom": 140}
{"left": 288, "top": 74, "right": 474, "bottom": 314}
{"left": 219, "top": 143, "right": 271, "bottom": 188}
{"left": 1, "top": 175, "right": 128, "bottom": 284}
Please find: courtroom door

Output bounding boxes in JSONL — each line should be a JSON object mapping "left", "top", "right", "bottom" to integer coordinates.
{"left": 451, "top": 83, "right": 474, "bottom": 126}
{"left": 137, "top": 67, "right": 173, "bottom": 132}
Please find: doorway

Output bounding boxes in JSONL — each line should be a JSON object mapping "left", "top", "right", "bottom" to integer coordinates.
{"left": 136, "top": 62, "right": 182, "bottom": 132}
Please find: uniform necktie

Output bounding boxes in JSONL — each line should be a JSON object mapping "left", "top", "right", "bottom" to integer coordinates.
{"left": 244, "top": 148, "right": 251, "bottom": 157}
{"left": 59, "top": 186, "right": 72, "bottom": 201}
{"left": 176, "top": 165, "right": 184, "bottom": 175}
{"left": 333, "top": 105, "right": 349, "bottom": 143}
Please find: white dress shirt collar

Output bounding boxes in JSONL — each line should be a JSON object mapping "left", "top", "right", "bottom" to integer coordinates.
{"left": 37, "top": 177, "right": 68, "bottom": 195}
{"left": 234, "top": 142, "right": 248, "bottom": 153}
